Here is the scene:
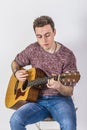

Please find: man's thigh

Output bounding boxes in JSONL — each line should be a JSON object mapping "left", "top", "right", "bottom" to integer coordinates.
{"left": 11, "top": 102, "right": 50, "bottom": 125}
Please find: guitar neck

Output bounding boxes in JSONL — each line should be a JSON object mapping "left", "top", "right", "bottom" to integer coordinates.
{"left": 27, "top": 75, "right": 63, "bottom": 87}
{"left": 22, "top": 71, "right": 80, "bottom": 90}
{"left": 27, "top": 76, "right": 49, "bottom": 87}
{"left": 22, "top": 76, "right": 56, "bottom": 90}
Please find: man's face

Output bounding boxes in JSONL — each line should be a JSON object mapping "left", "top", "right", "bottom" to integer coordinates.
{"left": 35, "top": 24, "right": 56, "bottom": 51}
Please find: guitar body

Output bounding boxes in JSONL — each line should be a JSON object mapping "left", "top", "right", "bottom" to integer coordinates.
{"left": 5, "top": 68, "right": 45, "bottom": 109}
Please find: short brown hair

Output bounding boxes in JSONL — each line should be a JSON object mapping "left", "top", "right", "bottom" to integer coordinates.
{"left": 33, "top": 16, "right": 55, "bottom": 32}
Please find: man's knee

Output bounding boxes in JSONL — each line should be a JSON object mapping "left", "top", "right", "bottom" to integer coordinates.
{"left": 60, "top": 119, "right": 76, "bottom": 130}
{"left": 10, "top": 113, "right": 24, "bottom": 127}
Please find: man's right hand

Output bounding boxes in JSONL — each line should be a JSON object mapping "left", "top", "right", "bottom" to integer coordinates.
{"left": 15, "top": 69, "right": 28, "bottom": 81}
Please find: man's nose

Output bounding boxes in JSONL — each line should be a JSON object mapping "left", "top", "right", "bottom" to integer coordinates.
{"left": 42, "top": 36, "right": 47, "bottom": 42}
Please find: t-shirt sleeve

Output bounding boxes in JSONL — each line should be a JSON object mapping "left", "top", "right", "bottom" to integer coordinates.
{"left": 15, "top": 46, "right": 31, "bottom": 67}
{"left": 63, "top": 52, "right": 77, "bottom": 72}
{"left": 62, "top": 52, "right": 78, "bottom": 86}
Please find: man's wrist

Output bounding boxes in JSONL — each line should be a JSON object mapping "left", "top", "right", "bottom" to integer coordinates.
{"left": 13, "top": 69, "right": 19, "bottom": 76}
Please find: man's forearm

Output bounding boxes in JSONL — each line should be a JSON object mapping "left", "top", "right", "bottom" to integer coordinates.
{"left": 57, "top": 84, "right": 74, "bottom": 96}
{"left": 11, "top": 60, "right": 21, "bottom": 75}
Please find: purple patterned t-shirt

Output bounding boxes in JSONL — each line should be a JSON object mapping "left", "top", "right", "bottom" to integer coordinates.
{"left": 15, "top": 42, "right": 77, "bottom": 96}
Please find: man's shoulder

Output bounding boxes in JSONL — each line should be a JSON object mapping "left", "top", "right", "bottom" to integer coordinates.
{"left": 57, "top": 42, "right": 75, "bottom": 61}
{"left": 26, "top": 42, "right": 39, "bottom": 50}
{"left": 60, "top": 43, "right": 74, "bottom": 55}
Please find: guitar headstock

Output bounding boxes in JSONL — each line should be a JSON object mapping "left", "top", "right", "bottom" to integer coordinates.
{"left": 59, "top": 71, "right": 80, "bottom": 84}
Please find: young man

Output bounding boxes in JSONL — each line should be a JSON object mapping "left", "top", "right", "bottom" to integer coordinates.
{"left": 10, "top": 16, "right": 79, "bottom": 130}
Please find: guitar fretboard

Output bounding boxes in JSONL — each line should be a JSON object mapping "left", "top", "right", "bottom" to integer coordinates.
{"left": 28, "top": 76, "right": 48, "bottom": 86}
{"left": 22, "top": 75, "right": 63, "bottom": 90}
{"left": 22, "top": 71, "right": 80, "bottom": 90}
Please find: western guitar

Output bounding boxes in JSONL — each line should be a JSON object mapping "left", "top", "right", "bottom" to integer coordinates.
{"left": 5, "top": 68, "right": 80, "bottom": 110}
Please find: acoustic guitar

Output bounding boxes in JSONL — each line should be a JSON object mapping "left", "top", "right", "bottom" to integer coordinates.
{"left": 5, "top": 68, "right": 80, "bottom": 110}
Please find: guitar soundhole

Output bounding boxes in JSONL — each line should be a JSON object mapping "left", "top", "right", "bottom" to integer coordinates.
{"left": 22, "top": 80, "right": 28, "bottom": 90}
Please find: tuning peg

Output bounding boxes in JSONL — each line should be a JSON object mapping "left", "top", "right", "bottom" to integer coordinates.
{"left": 67, "top": 79, "right": 70, "bottom": 82}
{"left": 72, "top": 79, "right": 76, "bottom": 82}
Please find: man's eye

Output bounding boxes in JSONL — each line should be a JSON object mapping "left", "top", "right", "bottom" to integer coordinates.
{"left": 45, "top": 33, "right": 50, "bottom": 37}
{"left": 37, "top": 35, "right": 42, "bottom": 38}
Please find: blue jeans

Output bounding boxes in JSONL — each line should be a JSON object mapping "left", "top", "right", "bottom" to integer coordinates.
{"left": 10, "top": 95, "right": 76, "bottom": 130}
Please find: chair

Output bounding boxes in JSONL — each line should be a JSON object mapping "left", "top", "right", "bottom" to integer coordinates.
{"left": 35, "top": 117, "right": 60, "bottom": 130}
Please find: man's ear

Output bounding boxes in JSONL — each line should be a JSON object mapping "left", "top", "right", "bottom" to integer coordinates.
{"left": 54, "top": 29, "right": 56, "bottom": 36}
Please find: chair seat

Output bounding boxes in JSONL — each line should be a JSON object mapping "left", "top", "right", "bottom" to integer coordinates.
{"left": 42, "top": 117, "right": 54, "bottom": 121}
{"left": 35, "top": 117, "right": 60, "bottom": 130}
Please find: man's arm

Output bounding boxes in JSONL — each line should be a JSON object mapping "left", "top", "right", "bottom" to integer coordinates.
{"left": 11, "top": 60, "right": 21, "bottom": 75}
{"left": 56, "top": 82, "right": 74, "bottom": 96}
{"left": 11, "top": 60, "right": 28, "bottom": 81}
{"left": 47, "top": 79, "right": 74, "bottom": 96}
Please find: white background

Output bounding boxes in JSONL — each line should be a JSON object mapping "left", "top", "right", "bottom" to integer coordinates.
{"left": 0, "top": 0, "right": 87, "bottom": 130}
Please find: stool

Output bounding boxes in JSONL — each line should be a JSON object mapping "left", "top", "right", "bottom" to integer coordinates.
{"left": 35, "top": 117, "right": 60, "bottom": 130}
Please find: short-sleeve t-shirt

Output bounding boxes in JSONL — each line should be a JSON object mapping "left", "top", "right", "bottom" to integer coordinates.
{"left": 15, "top": 42, "right": 77, "bottom": 96}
